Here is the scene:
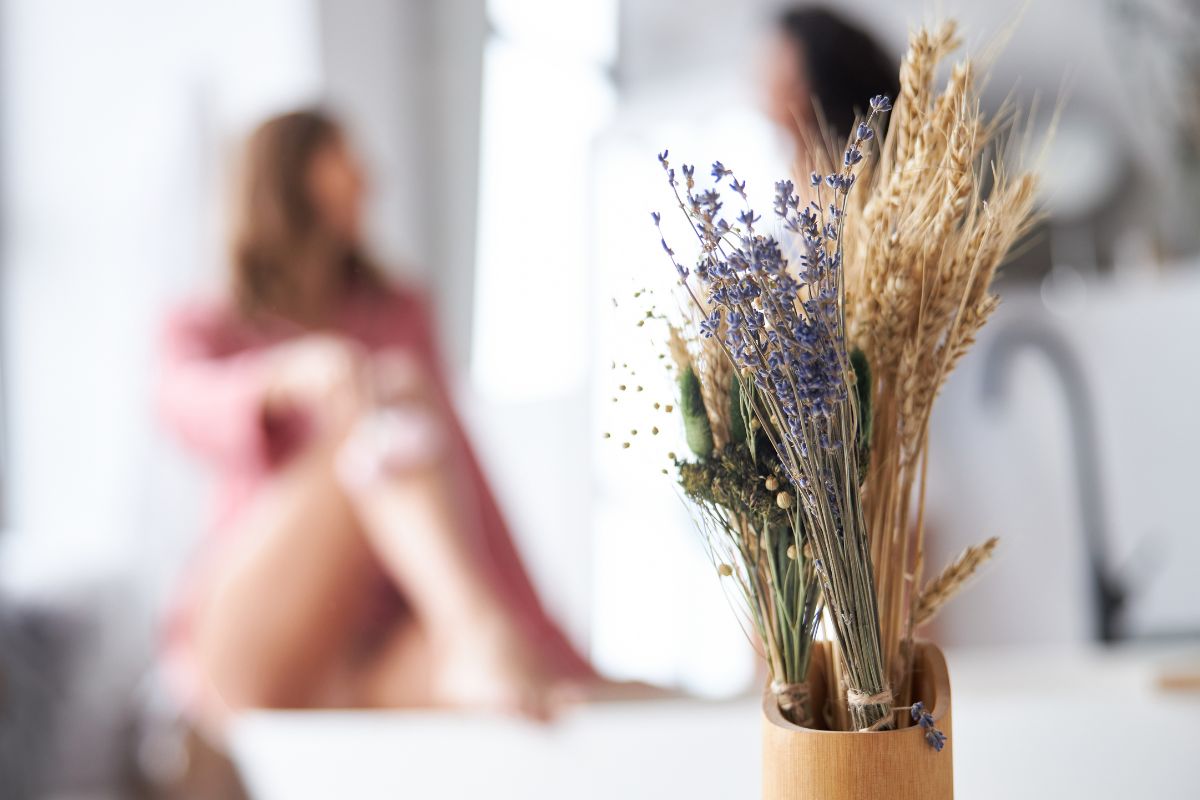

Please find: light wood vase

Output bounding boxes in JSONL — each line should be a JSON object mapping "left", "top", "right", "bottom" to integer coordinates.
{"left": 762, "top": 642, "right": 953, "bottom": 800}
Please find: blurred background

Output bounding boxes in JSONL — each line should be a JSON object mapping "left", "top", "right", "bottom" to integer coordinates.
{"left": 0, "top": 0, "right": 1198, "bottom": 797}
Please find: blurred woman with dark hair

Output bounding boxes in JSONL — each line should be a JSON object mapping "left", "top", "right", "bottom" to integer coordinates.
{"left": 763, "top": 6, "right": 899, "bottom": 161}
{"left": 158, "top": 110, "right": 598, "bottom": 738}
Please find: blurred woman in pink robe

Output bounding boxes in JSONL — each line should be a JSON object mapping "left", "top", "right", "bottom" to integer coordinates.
{"left": 158, "top": 110, "right": 595, "bottom": 736}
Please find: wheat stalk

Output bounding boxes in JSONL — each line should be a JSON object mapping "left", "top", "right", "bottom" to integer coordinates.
{"left": 839, "top": 21, "right": 1038, "bottom": 700}
{"left": 913, "top": 537, "right": 999, "bottom": 627}
{"left": 692, "top": 325, "right": 733, "bottom": 450}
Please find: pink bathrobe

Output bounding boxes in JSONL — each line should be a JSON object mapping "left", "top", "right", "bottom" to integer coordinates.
{"left": 157, "top": 284, "right": 593, "bottom": 702}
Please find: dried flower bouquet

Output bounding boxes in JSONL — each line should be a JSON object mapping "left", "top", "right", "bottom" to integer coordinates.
{"left": 642, "top": 22, "right": 1037, "bottom": 740}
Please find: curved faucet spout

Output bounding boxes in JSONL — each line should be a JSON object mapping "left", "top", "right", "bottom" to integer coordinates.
{"left": 981, "top": 317, "right": 1124, "bottom": 642}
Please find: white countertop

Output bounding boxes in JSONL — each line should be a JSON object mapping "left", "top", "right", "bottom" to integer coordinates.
{"left": 230, "top": 645, "right": 1200, "bottom": 799}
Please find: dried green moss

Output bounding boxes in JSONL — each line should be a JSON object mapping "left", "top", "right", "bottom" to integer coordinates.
{"left": 677, "top": 444, "right": 790, "bottom": 528}
{"left": 678, "top": 366, "right": 714, "bottom": 458}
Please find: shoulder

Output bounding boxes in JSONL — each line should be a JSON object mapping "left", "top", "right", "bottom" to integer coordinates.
{"left": 161, "top": 294, "right": 258, "bottom": 355}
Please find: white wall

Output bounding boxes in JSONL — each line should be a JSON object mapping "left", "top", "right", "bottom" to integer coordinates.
{"left": 0, "top": 0, "right": 323, "bottom": 598}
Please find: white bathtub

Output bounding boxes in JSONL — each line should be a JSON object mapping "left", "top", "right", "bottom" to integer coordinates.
{"left": 230, "top": 644, "right": 1200, "bottom": 799}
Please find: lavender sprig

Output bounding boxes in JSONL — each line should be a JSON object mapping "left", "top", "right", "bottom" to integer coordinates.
{"left": 653, "top": 97, "right": 896, "bottom": 731}
{"left": 910, "top": 701, "right": 948, "bottom": 752}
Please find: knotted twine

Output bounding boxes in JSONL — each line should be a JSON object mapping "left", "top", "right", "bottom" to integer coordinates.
{"left": 770, "top": 681, "right": 816, "bottom": 728}
{"left": 846, "top": 687, "right": 895, "bottom": 732}
{"left": 773, "top": 682, "right": 896, "bottom": 731}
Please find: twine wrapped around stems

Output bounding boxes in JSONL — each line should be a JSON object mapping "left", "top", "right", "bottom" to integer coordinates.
{"left": 771, "top": 681, "right": 816, "bottom": 729}
{"left": 772, "top": 682, "right": 897, "bottom": 732}
{"left": 847, "top": 688, "right": 895, "bottom": 732}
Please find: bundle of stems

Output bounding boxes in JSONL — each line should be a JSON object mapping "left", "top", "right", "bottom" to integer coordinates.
{"left": 841, "top": 21, "right": 1038, "bottom": 699}
{"left": 655, "top": 95, "right": 897, "bottom": 731}
{"left": 669, "top": 320, "right": 824, "bottom": 726}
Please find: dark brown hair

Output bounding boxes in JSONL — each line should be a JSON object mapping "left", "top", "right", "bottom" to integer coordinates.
{"left": 778, "top": 7, "right": 899, "bottom": 144}
{"left": 229, "top": 108, "right": 381, "bottom": 321}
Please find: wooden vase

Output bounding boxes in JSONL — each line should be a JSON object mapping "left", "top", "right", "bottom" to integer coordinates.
{"left": 761, "top": 642, "right": 953, "bottom": 800}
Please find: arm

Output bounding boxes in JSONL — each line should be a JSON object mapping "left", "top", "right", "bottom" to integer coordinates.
{"left": 156, "top": 302, "right": 294, "bottom": 471}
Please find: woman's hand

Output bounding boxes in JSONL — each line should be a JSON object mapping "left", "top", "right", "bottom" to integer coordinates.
{"left": 263, "top": 334, "right": 369, "bottom": 432}
{"left": 368, "top": 348, "right": 437, "bottom": 408}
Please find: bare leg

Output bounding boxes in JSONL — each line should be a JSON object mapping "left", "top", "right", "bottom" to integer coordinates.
{"left": 338, "top": 414, "right": 560, "bottom": 718}
{"left": 186, "top": 411, "right": 561, "bottom": 729}
{"left": 188, "top": 431, "right": 376, "bottom": 725}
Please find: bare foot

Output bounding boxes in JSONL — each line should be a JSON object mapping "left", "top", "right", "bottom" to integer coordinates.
{"left": 428, "top": 614, "right": 561, "bottom": 721}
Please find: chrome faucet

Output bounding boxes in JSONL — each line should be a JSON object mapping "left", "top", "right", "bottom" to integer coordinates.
{"left": 980, "top": 316, "right": 1127, "bottom": 642}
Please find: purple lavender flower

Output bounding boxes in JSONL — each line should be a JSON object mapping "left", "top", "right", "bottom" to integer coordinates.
{"left": 651, "top": 91, "right": 893, "bottom": 502}
{"left": 869, "top": 94, "right": 892, "bottom": 112}
{"left": 773, "top": 180, "right": 798, "bottom": 219}
{"left": 910, "top": 701, "right": 947, "bottom": 752}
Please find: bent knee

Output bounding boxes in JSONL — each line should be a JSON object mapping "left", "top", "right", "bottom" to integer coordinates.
{"left": 334, "top": 404, "right": 447, "bottom": 492}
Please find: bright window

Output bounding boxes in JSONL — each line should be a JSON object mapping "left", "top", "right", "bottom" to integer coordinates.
{"left": 471, "top": 0, "right": 618, "bottom": 400}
